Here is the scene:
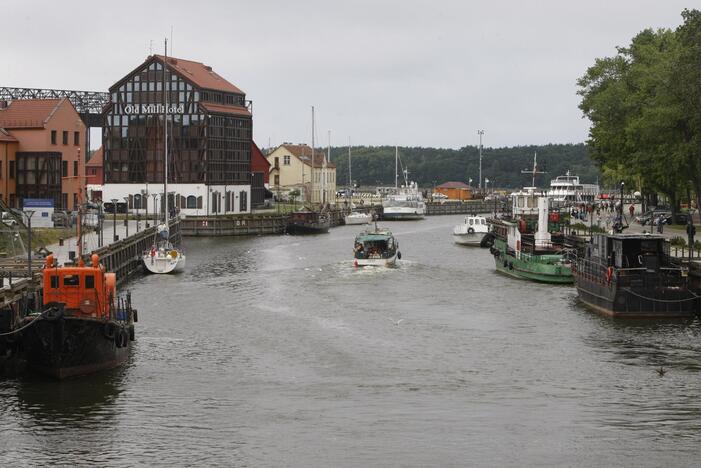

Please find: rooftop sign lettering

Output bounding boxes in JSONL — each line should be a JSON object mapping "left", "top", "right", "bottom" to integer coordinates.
{"left": 122, "top": 104, "right": 184, "bottom": 114}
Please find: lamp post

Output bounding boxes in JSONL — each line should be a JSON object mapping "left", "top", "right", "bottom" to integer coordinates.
{"left": 111, "top": 198, "right": 118, "bottom": 242}
{"left": 123, "top": 196, "right": 130, "bottom": 238}
{"left": 97, "top": 201, "right": 104, "bottom": 247}
{"left": 141, "top": 188, "right": 149, "bottom": 228}
{"left": 151, "top": 193, "right": 159, "bottom": 224}
{"left": 24, "top": 210, "right": 35, "bottom": 279}
{"left": 477, "top": 129, "right": 484, "bottom": 190}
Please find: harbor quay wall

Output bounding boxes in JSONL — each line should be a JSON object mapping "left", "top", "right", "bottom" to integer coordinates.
{"left": 426, "top": 200, "right": 498, "bottom": 215}
{"left": 180, "top": 205, "right": 383, "bottom": 236}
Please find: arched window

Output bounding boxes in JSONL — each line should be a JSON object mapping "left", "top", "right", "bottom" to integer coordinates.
{"left": 186, "top": 195, "right": 197, "bottom": 209}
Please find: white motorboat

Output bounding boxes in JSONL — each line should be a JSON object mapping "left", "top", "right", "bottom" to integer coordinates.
{"left": 141, "top": 40, "right": 185, "bottom": 274}
{"left": 381, "top": 147, "right": 425, "bottom": 220}
{"left": 344, "top": 212, "right": 373, "bottom": 225}
{"left": 453, "top": 215, "right": 489, "bottom": 245}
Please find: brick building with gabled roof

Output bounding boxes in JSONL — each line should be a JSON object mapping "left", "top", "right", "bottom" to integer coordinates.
{"left": 101, "top": 54, "right": 253, "bottom": 216}
{"left": 0, "top": 98, "right": 86, "bottom": 210}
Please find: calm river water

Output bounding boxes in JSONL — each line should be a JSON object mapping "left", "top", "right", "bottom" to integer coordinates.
{"left": 2, "top": 214, "right": 701, "bottom": 466}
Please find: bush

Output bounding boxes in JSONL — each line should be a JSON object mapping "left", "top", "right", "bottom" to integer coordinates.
{"left": 670, "top": 236, "right": 687, "bottom": 247}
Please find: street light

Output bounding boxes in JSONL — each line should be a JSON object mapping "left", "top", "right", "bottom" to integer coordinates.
{"left": 111, "top": 198, "right": 118, "bottom": 242}
{"left": 123, "top": 196, "right": 130, "bottom": 238}
{"left": 141, "top": 188, "right": 149, "bottom": 228}
{"left": 23, "top": 210, "right": 35, "bottom": 279}
{"left": 151, "top": 193, "right": 159, "bottom": 225}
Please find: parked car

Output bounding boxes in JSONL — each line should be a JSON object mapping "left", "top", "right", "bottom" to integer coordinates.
{"left": 1, "top": 211, "right": 17, "bottom": 226}
{"left": 665, "top": 212, "right": 691, "bottom": 225}
{"left": 52, "top": 210, "right": 71, "bottom": 227}
{"left": 636, "top": 210, "right": 670, "bottom": 226}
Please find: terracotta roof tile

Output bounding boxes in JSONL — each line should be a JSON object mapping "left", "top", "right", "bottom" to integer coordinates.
{"left": 0, "top": 128, "right": 18, "bottom": 142}
{"left": 154, "top": 55, "right": 244, "bottom": 94}
{"left": 0, "top": 99, "right": 64, "bottom": 129}
{"left": 86, "top": 146, "right": 103, "bottom": 167}
{"left": 198, "top": 102, "right": 251, "bottom": 117}
{"left": 437, "top": 181, "right": 471, "bottom": 189}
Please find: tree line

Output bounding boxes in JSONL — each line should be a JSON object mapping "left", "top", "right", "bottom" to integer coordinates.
{"left": 577, "top": 9, "right": 701, "bottom": 212}
{"left": 327, "top": 143, "right": 598, "bottom": 189}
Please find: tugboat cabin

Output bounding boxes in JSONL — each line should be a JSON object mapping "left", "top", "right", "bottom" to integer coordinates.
{"left": 43, "top": 254, "right": 116, "bottom": 319}
{"left": 584, "top": 234, "right": 671, "bottom": 273}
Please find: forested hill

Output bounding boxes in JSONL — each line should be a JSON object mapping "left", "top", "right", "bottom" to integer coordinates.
{"left": 327, "top": 143, "right": 599, "bottom": 189}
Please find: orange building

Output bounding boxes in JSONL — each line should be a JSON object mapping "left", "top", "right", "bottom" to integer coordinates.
{"left": 435, "top": 181, "right": 473, "bottom": 201}
{"left": 0, "top": 99, "right": 86, "bottom": 210}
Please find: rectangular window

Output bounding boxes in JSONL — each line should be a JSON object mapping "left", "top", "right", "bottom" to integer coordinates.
{"left": 9, "top": 194, "right": 15, "bottom": 208}
{"left": 63, "top": 275, "right": 79, "bottom": 286}
{"left": 274, "top": 175, "right": 280, "bottom": 186}
{"left": 73, "top": 193, "right": 77, "bottom": 209}
{"left": 62, "top": 193, "right": 68, "bottom": 209}
{"left": 51, "top": 130, "right": 57, "bottom": 145}
{"left": 50, "top": 276, "right": 59, "bottom": 288}
{"left": 85, "top": 275, "right": 95, "bottom": 289}
{"left": 62, "top": 161, "right": 68, "bottom": 177}
{"left": 0, "top": 160, "right": 2, "bottom": 178}
{"left": 9, "top": 161, "right": 14, "bottom": 179}
{"left": 73, "top": 161, "right": 78, "bottom": 176}
{"left": 62, "top": 131, "right": 68, "bottom": 145}
{"left": 283, "top": 155, "right": 290, "bottom": 165}
{"left": 74, "top": 131, "right": 79, "bottom": 145}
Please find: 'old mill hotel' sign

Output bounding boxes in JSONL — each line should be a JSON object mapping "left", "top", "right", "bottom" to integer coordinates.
{"left": 122, "top": 103, "right": 185, "bottom": 114}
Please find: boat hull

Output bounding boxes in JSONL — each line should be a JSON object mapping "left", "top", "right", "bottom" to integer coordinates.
{"left": 574, "top": 273, "right": 697, "bottom": 318}
{"left": 22, "top": 316, "right": 132, "bottom": 379}
{"left": 287, "top": 223, "right": 330, "bottom": 234}
{"left": 382, "top": 210, "right": 425, "bottom": 220}
{"left": 453, "top": 233, "right": 484, "bottom": 246}
{"left": 355, "top": 252, "right": 398, "bottom": 267}
{"left": 344, "top": 214, "right": 372, "bottom": 225}
{"left": 143, "top": 252, "right": 186, "bottom": 274}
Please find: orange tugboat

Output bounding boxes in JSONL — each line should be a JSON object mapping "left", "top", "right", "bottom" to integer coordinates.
{"left": 20, "top": 248, "right": 137, "bottom": 378}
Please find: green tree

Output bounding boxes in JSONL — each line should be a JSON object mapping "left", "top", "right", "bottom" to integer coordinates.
{"left": 578, "top": 27, "right": 687, "bottom": 212}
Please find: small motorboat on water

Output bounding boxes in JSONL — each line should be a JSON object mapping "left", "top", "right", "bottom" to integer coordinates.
{"left": 344, "top": 211, "right": 373, "bottom": 225}
{"left": 453, "top": 215, "right": 489, "bottom": 245}
{"left": 353, "top": 226, "right": 401, "bottom": 267}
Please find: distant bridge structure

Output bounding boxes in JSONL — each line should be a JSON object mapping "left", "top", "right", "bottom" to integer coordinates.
{"left": 0, "top": 86, "right": 110, "bottom": 156}
{"left": 0, "top": 86, "right": 109, "bottom": 128}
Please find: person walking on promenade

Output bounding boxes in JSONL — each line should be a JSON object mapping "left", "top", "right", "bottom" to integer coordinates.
{"left": 657, "top": 215, "right": 664, "bottom": 234}
{"left": 629, "top": 204, "right": 635, "bottom": 219}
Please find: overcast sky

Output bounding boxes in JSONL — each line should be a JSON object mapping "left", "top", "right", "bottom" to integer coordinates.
{"left": 2, "top": 0, "right": 694, "bottom": 149}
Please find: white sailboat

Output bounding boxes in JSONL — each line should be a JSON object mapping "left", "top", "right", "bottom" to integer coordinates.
{"left": 344, "top": 140, "right": 372, "bottom": 225}
{"left": 142, "top": 39, "right": 186, "bottom": 274}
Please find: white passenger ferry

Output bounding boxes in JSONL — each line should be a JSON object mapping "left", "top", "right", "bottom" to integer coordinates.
{"left": 547, "top": 171, "right": 599, "bottom": 203}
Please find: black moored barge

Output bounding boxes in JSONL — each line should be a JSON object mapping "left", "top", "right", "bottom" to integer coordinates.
{"left": 573, "top": 233, "right": 698, "bottom": 318}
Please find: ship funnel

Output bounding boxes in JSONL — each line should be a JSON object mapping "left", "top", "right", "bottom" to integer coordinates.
{"left": 535, "top": 196, "right": 551, "bottom": 248}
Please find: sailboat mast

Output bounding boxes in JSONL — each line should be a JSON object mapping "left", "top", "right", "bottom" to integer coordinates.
{"left": 395, "top": 146, "right": 398, "bottom": 190}
{"left": 163, "top": 38, "right": 169, "bottom": 227}
{"left": 532, "top": 153, "right": 537, "bottom": 187}
{"left": 311, "top": 106, "right": 315, "bottom": 206}
{"left": 348, "top": 137, "right": 352, "bottom": 190}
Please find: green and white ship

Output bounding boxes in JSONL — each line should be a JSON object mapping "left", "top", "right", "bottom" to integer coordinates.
{"left": 488, "top": 187, "right": 573, "bottom": 284}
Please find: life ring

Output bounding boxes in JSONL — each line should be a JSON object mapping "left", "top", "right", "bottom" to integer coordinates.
{"left": 606, "top": 266, "right": 613, "bottom": 283}
{"left": 468, "top": 227, "right": 475, "bottom": 234}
